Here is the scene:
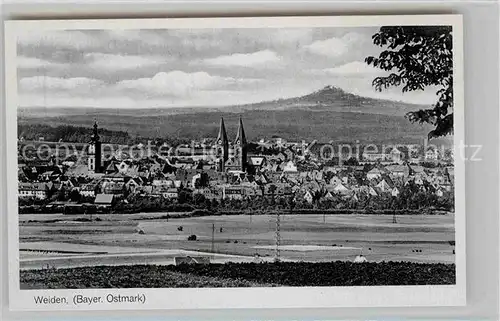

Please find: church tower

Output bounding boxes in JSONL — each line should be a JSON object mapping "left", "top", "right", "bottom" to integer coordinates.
{"left": 215, "top": 117, "right": 229, "bottom": 172}
{"left": 88, "top": 120, "right": 102, "bottom": 173}
{"left": 234, "top": 117, "right": 248, "bottom": 172}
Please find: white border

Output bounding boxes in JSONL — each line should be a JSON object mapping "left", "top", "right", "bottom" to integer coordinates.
{"left": 4, "top": 15, "right": 466, "bottom": 311}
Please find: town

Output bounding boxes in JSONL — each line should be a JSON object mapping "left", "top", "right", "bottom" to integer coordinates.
{"left": 18, "top": 118, "right": 455, "bottom": 215}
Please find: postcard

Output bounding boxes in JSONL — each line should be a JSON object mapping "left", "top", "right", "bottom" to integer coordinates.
{"left": 4, "top": 15, "right": 465, "bottom": 311}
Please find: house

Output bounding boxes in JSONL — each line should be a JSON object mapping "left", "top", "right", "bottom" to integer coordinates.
{"left": 386, "top": 164, "right": 412, "bottom": 178}
{"left": 80, "top": 183, "right": 98, "bottom": 198}
{"left": 362, "top": 152, "right": 386, "bottom": 162}
{"left": 102, "top": 181, "right": 125, "bottom": 195}
{"left": 303, "top": 190, "right": 314, "bottom": 204}
{"left": 324, "top": 191, "right": 335, "bottom": 200}
{"left": 104, "top": 162, "right": 119, "bottom": 174}
{"left": 193, "top": 187, "right": 221, "bottom": 200}
{"left": 391, "top": 187, "right": 400, "bottom": 197}
{"left": 333, "top": 183, "right": 350, "bottom": 195}
{"left": 376, "top": 179, "right": 393, "bottom": 192}
{"left": 94, "top": 194, "right": 114, "bottom": 208}
{"left": 152, "top": 179, "right": 173, "bottom": 187}
{"left": 328, "top": 176, "right": 342, "bottom": 186}
{"left": 357, "top": 185, "right": 377, "bottom": 197}
{"left": 367, "top": 167, "right": 384, "bottom": 180}
{"left": 283, "top": 149, "right": 294, "bottom": 160}
{"left": 135, "top": 186, "right": 154, "bottom": 197}
{"left": 103, "top": 172, "right": 129, "bottom": 182}
{"left": 389, "top": 148, "right": 403, "bottom": 163}
{"left": 125, "top": 177, "right": 142, "bottom": 192}
{"left": 222, "top": 186, "right": 244, "bottom": 200}
{"left": 18, "top": 182, "right": 48, "bottom": 199}
{"left": 162, "top": 188, "right": 179, "bottom": 199}
{"left": 249, "top": 156, "right": 266, "bottom": 168}
{"left": 117, "top": 161, "right": 132, "bottom": 174}
{"left": 425, "top": 148, "right": 439, "bottom": 161}
{"left": 283, "top": 160, "right": 298, "bottom": 172}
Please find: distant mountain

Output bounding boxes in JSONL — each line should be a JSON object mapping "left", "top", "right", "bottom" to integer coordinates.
{"left": 221, "top": 85, "right": 431, "bottom": 117}
{"left": 18, "top": 86, "right": 448, "bottom": 145}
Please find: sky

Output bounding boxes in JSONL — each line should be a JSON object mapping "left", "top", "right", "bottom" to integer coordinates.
{"left": 17, "top": 27, "right": 439, "bottom": 108}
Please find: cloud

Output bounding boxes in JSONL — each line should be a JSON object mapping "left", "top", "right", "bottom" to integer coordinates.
{"left": 303, "top": 37, "right": 348, "bottom": 58}
{"left": 202, "top": 50, "right": 282, "bottom": 68}
{"left": 84, "top": 53, "right": 169, "bottom": 70}
{"left": 311, "top": 61, "right": 385, "bottom": 76}
{"left": 302, "top": 32, "right": 367, "bottom": 58}
{"left": 269, "top": 29, "right": 313, "bottom": 44}
{"left": 104, "top": 29, "right": 166, "bottom": 45}
{"left": 115, "top": 70, "right": 262, "bottom": 97}
{"left": 18, "top": 30, "right": 100, "bottom": 50}
{"left": 17, "top": 56, "right": 66, "bottom": 69}
{"left": 19, "top": 76, "right": 104, "bottom": 92}
{"left": 19, "top": 92, "right": 141, "bottom": 108}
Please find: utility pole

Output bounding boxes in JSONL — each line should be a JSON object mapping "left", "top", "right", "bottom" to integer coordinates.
{"left": 275, "top": 211, "right": 281, "bottom": 262}
{"left": 211, "top": 223, "right": 215, "bottom": 253}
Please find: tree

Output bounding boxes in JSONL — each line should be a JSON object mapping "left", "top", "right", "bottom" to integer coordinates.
{"left": 56, "top": 186, "right": 67, "bottom": 202}
{"left": 177, "top": 190, "right": 192, "bottom": 204}
{"left": 193, "top": 193, "right": 206, "bottom": 206}
{"left": 365, "top": 26, "right": 453, "bottom": 139}
{"left": 344, "top": 157, "right": 360, "bottom": 166}
{"left": 69, "top": 189, "right": 81, "bottom": 202}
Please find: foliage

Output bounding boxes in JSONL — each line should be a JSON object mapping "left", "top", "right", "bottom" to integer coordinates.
{"left": 365, "top": 26, "right": 453, "bottom": 139}
{"left": 20, "top": 262, "right": 455, "bottom": 288}
{"left": 18, "top": 123, "right": 131, "bottom": 144}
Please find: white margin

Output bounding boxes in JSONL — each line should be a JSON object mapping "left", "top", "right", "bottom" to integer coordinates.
{"left": 4, "top": 15, "right": 466, "bottom": 311}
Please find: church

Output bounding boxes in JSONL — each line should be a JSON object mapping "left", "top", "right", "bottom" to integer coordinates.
{"left": 88, "top": 120, "right": 103, "bottom": 173}
{"left": 213, "top": 117, "right": 248, "bottom": 174}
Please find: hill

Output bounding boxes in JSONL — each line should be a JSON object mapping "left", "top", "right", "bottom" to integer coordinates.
{"left": 220, "top": 85, "right": 431, "bottom": 117}
{"left": 18, "top": 86, "right": 450, "bottom": 145}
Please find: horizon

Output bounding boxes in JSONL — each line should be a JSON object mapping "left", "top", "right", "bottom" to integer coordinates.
{"left": 17, "top": 27, "right": 439, "bottom": 109}
{"left": 17, "top": 85, "right": 433, "bottom": 111}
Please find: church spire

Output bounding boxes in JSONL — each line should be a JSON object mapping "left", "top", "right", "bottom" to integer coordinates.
{"left": 91, "top": 119, "right": 100, "bottom": 142}
{"left": 234, "top": 116, "right": 247, "bottom": 145}
{"left": 234, "top": 117, "right": 248, "bottom": 172}
{"left": 216, "top": 117, "right": 228, "bottom": 147}
{"left": 216, "top": 117, "right": 229, "bottom": 172}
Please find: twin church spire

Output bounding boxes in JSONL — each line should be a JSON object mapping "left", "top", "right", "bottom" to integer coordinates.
{"left": 216, "top": 117, "right": 248, "bottom": 173}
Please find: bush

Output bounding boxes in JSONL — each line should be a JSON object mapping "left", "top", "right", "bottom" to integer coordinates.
{"left": 20, "top": 261, "right": 456, "bottom": 288}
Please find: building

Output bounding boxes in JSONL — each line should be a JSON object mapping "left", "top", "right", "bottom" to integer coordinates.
{"left": 367, "top": 167, "right": 384, "bottom": 180}
{"left": 222, "top": 186, "right": 246, "bottom": 200}
{"left": 362, "top": 152, "right": 386, "bottom": 162}
{"left": 425, "top": 148, "right": 439, "bottom": 161}
{"left": 161, "top": 188, "right": 179, "bottom": 199}
{"left": 193, "top": 187, "right": 221, "bottom": 200}
{"left": 224, "top": 117, "right": 249, "bottom": 173}
{"left": 18, "top": 182, "right": 48, "bottom": 199}
{"left": 94, "top": 194, "right": 114, "bottom": 208}
{"left": 389, "top": 148, "right": 403, "bottom": 163}
{"left": 283, "top": 160, "right": 298, "bottom": 172}
{"left": 80, "top": 183, "right": 98, "bottom": 198}
{"left": 214, "top": 117, "right": 229, "bottom": 172}
{"left": 88, "top": 121, "right": 103, "bottom": 173}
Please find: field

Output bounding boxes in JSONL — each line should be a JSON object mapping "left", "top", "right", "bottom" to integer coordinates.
{"left": 19, "top": 212, "right": 455, "bottom": 288}
{"left": 19, "top": 213, "right": 455, "bottom": 268}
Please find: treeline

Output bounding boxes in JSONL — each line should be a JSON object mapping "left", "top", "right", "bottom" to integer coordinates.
{"left": 18, "top": 123, "right": 131, "bottom": 144}
{"left": 109, "top": 185, "right": 453, "bottom": 215}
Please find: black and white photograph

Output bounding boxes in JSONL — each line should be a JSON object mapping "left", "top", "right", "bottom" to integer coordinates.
{"left": 5, "top": 15, "right": 465, "bottom": 310}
